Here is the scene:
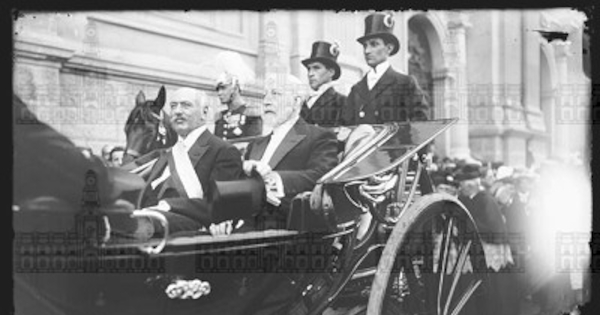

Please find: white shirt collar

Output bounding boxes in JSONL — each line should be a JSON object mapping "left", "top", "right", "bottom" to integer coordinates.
{"left": 366, "top": 61, "right": 390, "bottom": 90}
{"left": 260, "top": 115, "right": 299, "bottom": 164}
{"left": 369, "top": 61, "right": 390, "bottom": 76}
{"left": 178, "top": 125, "right": 207, "bottom": 151}
{"left": 307, "top": 81, "right": 335, "bottom": 109}
{"left": 311, "top": 81, "right": 334, "bottom": 97}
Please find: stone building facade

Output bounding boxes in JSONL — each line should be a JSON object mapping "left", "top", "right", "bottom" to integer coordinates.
{"left": 13, "top": 9, "right": 590, "bottom": 167}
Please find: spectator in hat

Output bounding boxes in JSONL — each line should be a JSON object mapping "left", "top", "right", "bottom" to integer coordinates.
{"left": 340, "top": 12, "right": 429, "bottom": 125}
{"left": 455, "top": 163, "right": 518, "bottom": 315}
{"left": 431, "top": 170, "right": 457, "bottom": 196}
{"left": 213, "top": 71, "right": 263, "bottom": 140}
{"left": 300, "top": 40, "right": 347, "bottom": 127}
{"left": 455, "top": 163, "right": 509, "bottom": 244}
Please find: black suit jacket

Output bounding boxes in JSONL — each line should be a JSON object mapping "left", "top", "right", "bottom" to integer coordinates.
{"left": 245, "top": 118, "right": 338, "bottom": 212}
{"left": 139, "top": 129, "right": 242, "bottom": 226}
{"left": 459, "top": 190, "right": 509, "bottom": 244}
{"left": 300, "top": 87, "right": 347, "bottom": 127}
{"left": 341, "top": 66, "right": 430, "bottom": 125}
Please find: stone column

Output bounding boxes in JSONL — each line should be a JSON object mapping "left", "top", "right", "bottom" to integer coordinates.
{"left": 443, "top": 12, "right": 471, "bottom": 159}
{"left": 551, "top": 41, "right": 574, "bottom": 160}
{"left": 256, "top": 12, "right": 290, "bottom": 88}
{"left": 14, "top": 14, "right": 74, "bottom": 134}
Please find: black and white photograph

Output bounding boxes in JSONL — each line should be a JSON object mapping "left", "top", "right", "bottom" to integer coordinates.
{"left": 12, "top": 9, "right": 594, "bottom": 315}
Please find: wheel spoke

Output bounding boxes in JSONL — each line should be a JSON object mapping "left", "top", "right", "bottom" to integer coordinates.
{"left": 449, "top": 279, "right": 482, "bottom": 315}
{"left": 437, "top": 217, "right": 454, "bottom": 315}
{"left": 443, "top": 240, "right": 472, "bottom": 315}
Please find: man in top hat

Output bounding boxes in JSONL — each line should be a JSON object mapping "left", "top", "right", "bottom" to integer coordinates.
{"left": 341, "top": 12, "right": 430, "bottom": 125}
{"left": 300, "top": 40, "right": 347, "bottom": 127}
{"left": 214, "top": 72, "right": 263, "bottom": 140}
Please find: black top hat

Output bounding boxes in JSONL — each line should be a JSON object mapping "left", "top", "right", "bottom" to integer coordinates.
{"left": 301, "top": 41, "right": 342, "bottom": 80}
{"left": 210, "top": 175, "right": 265, "bottom": 223}
{"left": 454, "top": 164, "right": 482, "bottom": 182}
{"left": 357, "top": 12, "right": 400, "bottom": 56}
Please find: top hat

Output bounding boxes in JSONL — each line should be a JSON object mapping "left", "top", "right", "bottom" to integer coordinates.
{"left": 357, "top": 12, "right": 400, "bottom": 56}
{"left": 301, "top": 41, "right": 342, "bottom": 80}
{"left": 454, "top": 163, "right": 482, "bottom": 182}
{"left": 210, "top": 175, "right": 265, "bottom": 223}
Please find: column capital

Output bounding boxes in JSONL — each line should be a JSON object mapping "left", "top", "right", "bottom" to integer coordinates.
{"left": 550, "top": 40, "right": 573, "bottom": 58}
{"left": 446, "top": 12, "right": 472, "bottom": 30}
{"left": 432, "top": 67, "right": 451, "bottom": 81}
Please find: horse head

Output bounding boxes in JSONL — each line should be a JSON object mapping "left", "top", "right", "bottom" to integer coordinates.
{"left": 123, "top": 86, "right": 176, "bottom": 164}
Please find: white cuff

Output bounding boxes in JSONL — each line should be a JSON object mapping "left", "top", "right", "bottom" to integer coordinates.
{"left": 267, "top": 171, "right": 285, "bottom": 198}
{"left": 155, "top": 200, "right": 171, "bottom": 212}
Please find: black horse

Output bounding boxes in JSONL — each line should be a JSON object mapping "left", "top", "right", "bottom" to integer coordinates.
{"left": 122, "top": 86, "right": 177, "bottom": 169}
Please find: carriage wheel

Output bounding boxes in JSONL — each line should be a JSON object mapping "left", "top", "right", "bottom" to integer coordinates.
{"left": 367, "top": 193, "right": 492, "bottom": 315}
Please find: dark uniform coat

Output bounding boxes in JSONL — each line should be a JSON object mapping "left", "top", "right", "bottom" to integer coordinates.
{"left": 341, "top": 66, "right": 430, "bottom": 125}
{"left": 300, "top": 87, "right": 346, "bottom": 127}
{"left": 214, "top": 105, "right": 262, "bottom": 140}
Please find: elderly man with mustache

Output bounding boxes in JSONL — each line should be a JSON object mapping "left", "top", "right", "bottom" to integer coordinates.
{"left": 138, "top": 87, "right": 243, "bottom": 233}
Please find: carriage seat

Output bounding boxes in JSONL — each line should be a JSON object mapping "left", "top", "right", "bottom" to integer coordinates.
{"left": 287, "top": 125, "right": 379, "bottom": 233}
{"left": 209, "top": 125, "right": 379, "bottom": 234}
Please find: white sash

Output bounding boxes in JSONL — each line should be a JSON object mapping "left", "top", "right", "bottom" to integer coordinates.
{"left": 172, "top": 141, "right": 204, "bottom": 199}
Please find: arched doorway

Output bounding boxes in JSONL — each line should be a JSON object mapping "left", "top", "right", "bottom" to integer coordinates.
{"left": 407, "top": 13, "right": 449, "bottom": 156}
{"left": 408, "top": 22, "right": 433, "bottom": 109}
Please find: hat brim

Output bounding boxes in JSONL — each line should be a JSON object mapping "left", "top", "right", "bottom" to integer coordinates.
{"left": 301, "top": 57, "right": 341, "bottom": 81}
{"left": 455, "top": 171, "right": 481, "bottom": 182}
{"left": 357, "top": 33, "right": 400, "bottom": 56}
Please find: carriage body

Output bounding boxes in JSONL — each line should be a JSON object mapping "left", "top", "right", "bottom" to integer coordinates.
{"left": 15, "top": 118, "right": 500, "bottom": 315}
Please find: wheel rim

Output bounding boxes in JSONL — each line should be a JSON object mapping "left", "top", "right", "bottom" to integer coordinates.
{"left": 367, "top": 194, "right": 490, "bottom": 315}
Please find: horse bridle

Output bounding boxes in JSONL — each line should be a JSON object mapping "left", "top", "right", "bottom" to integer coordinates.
{"left": 125, "top": 110, "right": 168, "bottom": 160}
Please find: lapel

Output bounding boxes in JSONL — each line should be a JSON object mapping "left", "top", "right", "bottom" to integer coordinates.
{"left": 313, "top": 87, "right": 335, "bottom": 108}
{"left": 249, "top": 135, "right": 271, "bottom": 160}
{"left": 369, "top": 67, "right": 396, "bottom": 100}
{"left": 268, "top": 119, "right": 307, "bottom": 168}
{"left": 147, "top": 150, "right": 170, "bottom": 182}
{"left": 188, "top": 130, "right": 211, "bottom": 167}
{"left": 354, "top": 76, "right": 370, "bottom": 103}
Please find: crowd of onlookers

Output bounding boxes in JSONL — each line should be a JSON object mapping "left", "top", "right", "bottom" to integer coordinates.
{"left": 428, "top": 156, "right": 590, "bottom": 315}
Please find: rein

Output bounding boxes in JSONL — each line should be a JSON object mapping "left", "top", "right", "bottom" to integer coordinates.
{"left": 125, "top": 108, "right": 173, "bottom": 164}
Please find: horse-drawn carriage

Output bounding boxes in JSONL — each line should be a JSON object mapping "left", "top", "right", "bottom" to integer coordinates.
{"left": 14, "top": 118, "right": 502, "bottom": 315}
